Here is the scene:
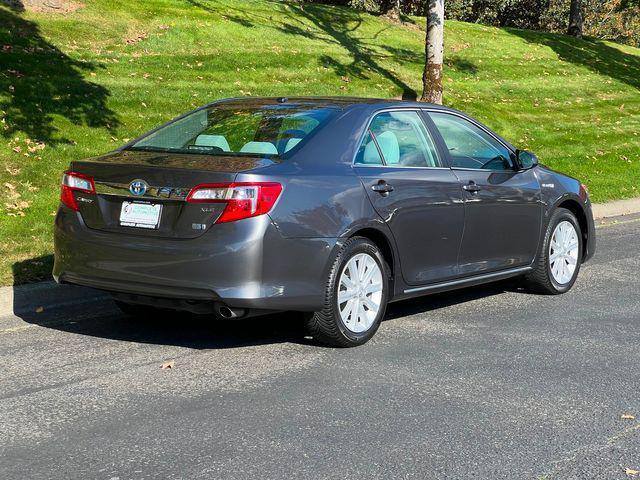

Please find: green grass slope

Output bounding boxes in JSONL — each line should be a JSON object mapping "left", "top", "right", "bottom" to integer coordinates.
{"left": 1, "top": 0, "right": 639, "bottom": 285}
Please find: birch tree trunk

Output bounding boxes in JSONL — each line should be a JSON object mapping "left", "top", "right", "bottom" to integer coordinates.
{"left": 420, "top": 0, "right": 444, "bottom": 104}
{"left": 567, "top": 0, "right": 583, "bottom": 37}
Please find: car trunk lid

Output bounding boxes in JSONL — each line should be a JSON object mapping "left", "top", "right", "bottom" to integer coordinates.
{"left": 69, "top": 150, "right": 276, "bottom": 239}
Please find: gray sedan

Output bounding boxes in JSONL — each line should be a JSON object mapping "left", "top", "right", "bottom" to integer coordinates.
{"left": 53, "top": 97, "right": 596, "bottom": 347}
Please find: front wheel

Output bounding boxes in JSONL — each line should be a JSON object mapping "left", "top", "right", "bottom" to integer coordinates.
{"left": 526, "top": 207, "right": 583, "bottom": 294}
{"left": 305, "top": 237, "right": 390, "bottom": 347}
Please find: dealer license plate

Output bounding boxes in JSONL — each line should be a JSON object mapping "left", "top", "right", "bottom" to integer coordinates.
{"left": 119, "top": 201, "right": 162, "bottom": 229}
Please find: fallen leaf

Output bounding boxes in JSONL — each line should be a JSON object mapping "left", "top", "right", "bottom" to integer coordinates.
{"left": 626, "top": 468, "right": 639, "bottom": 476}
{"left": 160, "top": 360, "right": 175, "bottom": 369}
{"left": 35, "top": 306, "right": 44, "bottom": 313}
{"left": 622, "top": 414, "right": 636, "bottom": 420}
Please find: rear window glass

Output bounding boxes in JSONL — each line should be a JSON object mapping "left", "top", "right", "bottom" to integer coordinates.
{"left": 128, "top": 103, "right": 337, "bottom": 157}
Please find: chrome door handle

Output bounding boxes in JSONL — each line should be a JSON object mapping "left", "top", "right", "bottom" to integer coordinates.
{"left": 462, "top": 181, "right": 481, "bottom": 193}
{"left": 372, "top": 181, "right": 394, "bottom": 195}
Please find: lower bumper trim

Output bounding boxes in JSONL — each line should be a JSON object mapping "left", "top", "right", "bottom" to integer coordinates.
{"left": 59, "top": 272, "right": 217, "bottom": 300}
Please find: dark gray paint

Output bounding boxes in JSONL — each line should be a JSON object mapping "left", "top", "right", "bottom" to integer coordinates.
{"left": 356, "top": 166, "right": 464, "bottom": 284}
{"left": 53, "top": 97, "right": 596, "bottom": 313}
{"left": 451, "top": 167, "right": 542, "bottom": 274}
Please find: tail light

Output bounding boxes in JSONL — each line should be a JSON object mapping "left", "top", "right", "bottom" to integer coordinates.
{"left": 60, "top": 171, "right": 95, "bottom": 211}
{"left": 187, "top": 182, "right": 282, "bottom": 223}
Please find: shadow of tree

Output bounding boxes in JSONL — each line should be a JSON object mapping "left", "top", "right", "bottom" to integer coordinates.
{"left": 0, "top": 2, "right": 119, "bottom": 144}
{"left": 185, "top": 0, "right": 268, "bottom": 30}
{"left": 281, "top": 4, "right": 417, "bottom": 96}
{"left": 185, "top": 0, "right": 417, "bottom": 97}
{"left": 508, "top": 27, "right": 640, "bottom": 91}
{"left": 446, "top": 56, "right": 479, "bottom": 74}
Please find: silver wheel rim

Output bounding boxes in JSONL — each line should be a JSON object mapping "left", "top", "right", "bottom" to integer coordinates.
{"left": 549, "top": 220, "right": 579, "bottom": 285}
{"left": 337, "top": 253, "right": 383, "bottom": 334}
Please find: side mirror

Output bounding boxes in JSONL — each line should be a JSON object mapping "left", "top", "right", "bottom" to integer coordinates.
{"left": 516, "top": 149, "right": 539, "bottom": 170}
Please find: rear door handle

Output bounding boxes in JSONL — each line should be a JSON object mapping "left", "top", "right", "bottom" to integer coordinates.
{"left": 372, "top": 180, "right": 394, "bottom": 195}
{"left": 462, "top": 181, "right": 481, "bottom": 193}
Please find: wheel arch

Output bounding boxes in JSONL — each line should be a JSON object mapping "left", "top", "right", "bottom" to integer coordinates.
{"left": 348, "top": 227, "right": 396, "bottom": 295}
{"left": 556, "top": 197, "right": 589, "bottom": 261}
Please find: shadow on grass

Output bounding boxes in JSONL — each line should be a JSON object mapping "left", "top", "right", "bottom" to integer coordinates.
{"left": 508, "top": 28, "right": 640, "bottom": 90}
{"left": 186, "top": 0, "right": 418, "bottom": 97}
{"left": 446, "top": 56, "right": 479, "bottom": 75}
{"left": 281, "top": 3, "right": 417, "bottom": 96}
{"left": 12, "top": 254, "right": 53, "bottom": 285}
{"left": 0, "top": 2, "right": 119, "bottom": 144}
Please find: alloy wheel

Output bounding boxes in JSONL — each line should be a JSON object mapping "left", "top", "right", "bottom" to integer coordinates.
{"left": 337, "top": 253, "right": 383, "bottom": 333}
{"left": 549, "top": 220, "right": 579, "bottom": 285}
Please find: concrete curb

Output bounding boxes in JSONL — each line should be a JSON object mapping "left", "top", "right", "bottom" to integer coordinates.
{"left": 591, "top": 197, "right": 640, "bottom": 220}
{"left": 1, "top": 201, "right": 639, "bottom": 320}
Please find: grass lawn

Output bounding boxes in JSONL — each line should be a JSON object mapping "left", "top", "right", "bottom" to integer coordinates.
{"left": 1, "top": 0, "right": 639, "bottom": 285}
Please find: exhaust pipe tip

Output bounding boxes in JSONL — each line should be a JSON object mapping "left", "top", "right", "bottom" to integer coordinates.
{"left": 216, "top": 304, "right": 246, "bottom": 319}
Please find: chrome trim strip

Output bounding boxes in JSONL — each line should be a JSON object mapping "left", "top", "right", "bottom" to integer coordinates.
{"left": 353, "top": 164, "right": 450, "bottom": 170}
{"left": 451, "top": 166, "right": 515, "bottom": 173}
{"left": 403, "top": 266, "right": 532, "bottom": 294}
{"left": 94, "top": 182, "right": 190, "bottom": 200}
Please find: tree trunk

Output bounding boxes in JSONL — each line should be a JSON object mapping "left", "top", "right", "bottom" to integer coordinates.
{"left": 420, "top": 0, "right": 444, "bottom": 104}
{"left": 567, "top": 0, "right": 583, "bottom": 37}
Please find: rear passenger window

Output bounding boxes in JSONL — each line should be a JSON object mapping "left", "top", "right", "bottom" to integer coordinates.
{"left": 354, "top": 130, "right": 383, "bottom": 165}
{"left": 355, "top": 111, "right": 440, "bottom": 167}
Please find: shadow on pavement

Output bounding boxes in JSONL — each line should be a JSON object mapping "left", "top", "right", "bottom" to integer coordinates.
{"left": 13, "top": 278, "right": 523, "bottom": 350}
{"left": 385, "top": 278, "right": 522, "bottom": 320}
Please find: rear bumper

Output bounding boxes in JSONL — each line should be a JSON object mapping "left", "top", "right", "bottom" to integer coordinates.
{"left": 53, "top": 207, "right": 338, "bottom": 311}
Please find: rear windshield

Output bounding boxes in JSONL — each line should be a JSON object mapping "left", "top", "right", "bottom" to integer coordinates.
{"left": 128, "top": 103, "right": 338, "bottom": 157}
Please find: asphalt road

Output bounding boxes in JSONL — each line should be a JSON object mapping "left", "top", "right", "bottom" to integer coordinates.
{"left": 1, "top": 216, "right": 639, "bottom": 479}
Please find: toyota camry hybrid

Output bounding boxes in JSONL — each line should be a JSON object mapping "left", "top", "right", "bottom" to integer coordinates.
{"left": 53, "top": 97, "right": 595, "bottom": 347}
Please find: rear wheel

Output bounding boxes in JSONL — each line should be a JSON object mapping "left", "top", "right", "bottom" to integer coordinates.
{"left": 526, "top": 207, "right": 583, "bottom": 294}
{"left": 305, "top": 237, "right": 390, "bottom": 347}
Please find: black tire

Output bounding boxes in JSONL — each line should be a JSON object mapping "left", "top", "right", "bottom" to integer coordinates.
{"left": 526, "top": 207, "right": 583, "bottom": 294}
{"left": 304, "top": 237, "right": 390, "bottom": 347}
{"left": 114, "top": 300, "right": 165, "bottom": 317}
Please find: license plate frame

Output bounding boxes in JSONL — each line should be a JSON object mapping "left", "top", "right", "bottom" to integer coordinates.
{"left": 119, "top": 201, "right": 162, "bottom": 229}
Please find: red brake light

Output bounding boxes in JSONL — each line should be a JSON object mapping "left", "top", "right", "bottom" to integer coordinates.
{"left": 60, "top": 171, "right": 95, "bottom": 211}
{"left": 187, "top": 182, "right": 282, "bottom": 223}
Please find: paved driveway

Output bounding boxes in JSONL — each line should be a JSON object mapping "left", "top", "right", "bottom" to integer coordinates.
{"left": 1, "top": 216, "right": 639, "bottom": 479}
